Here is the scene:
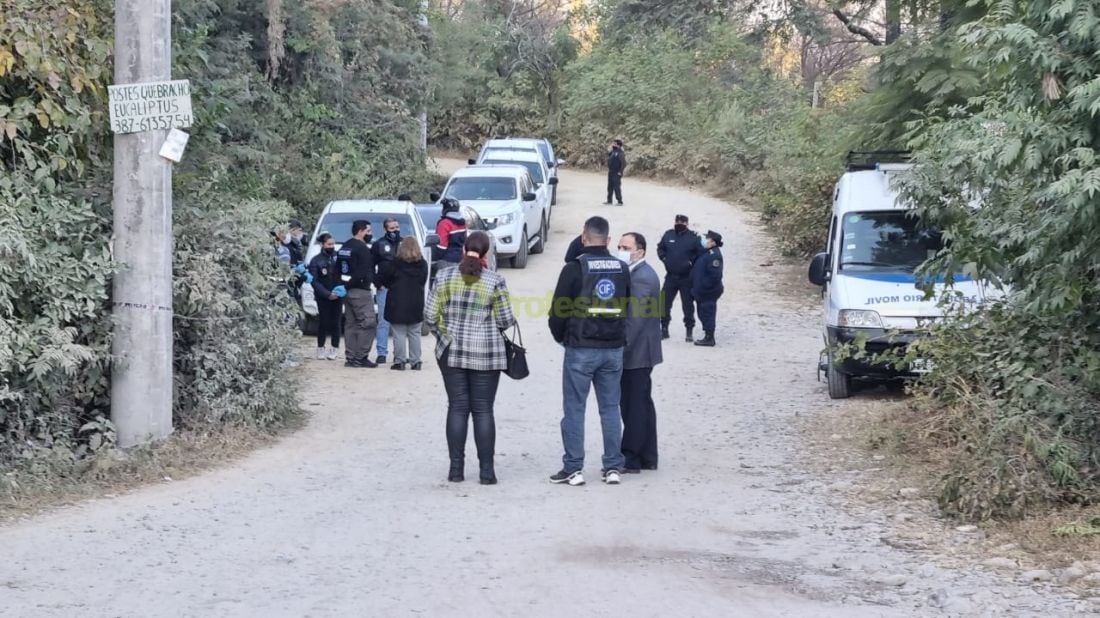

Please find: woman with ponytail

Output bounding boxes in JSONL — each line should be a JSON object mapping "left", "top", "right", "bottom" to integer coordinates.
{"left": 426, "top": 231, "right": 516, "bottom": 484}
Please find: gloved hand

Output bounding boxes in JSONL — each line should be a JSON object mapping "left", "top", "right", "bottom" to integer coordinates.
{"left": 294, "top": 263, "right": 307, "bottom": 275}
{"left": 304, "top": 272, "right": 314, "bottom": 285}
{"left": 332, "top": 285, "right": 347, "bottom": 298}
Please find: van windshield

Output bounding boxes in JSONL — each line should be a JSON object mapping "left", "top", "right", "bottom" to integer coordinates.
{"left": 315, "top": 213, "right": 414, "bottom": 245}
{"left": 838, "top": 211, "right": 942, "bottom": 273}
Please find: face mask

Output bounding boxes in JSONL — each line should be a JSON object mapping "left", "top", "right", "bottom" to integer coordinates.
{"left": 616, "top": 250, "right": 633, "bottom": 264}
{"left": 700, "top": 238, "right": 708, "bottom": 249}
{"left": 674, "top": 224, "right": 686, "bottom": 233}
{"left": 364, "top": 234, "right": 373, "bottom": 244}
{"left": 386, "top": 230, "right": 400, "bottom": 241}
{"left": 324, "top": 247, "right": 335, "bottom": 255}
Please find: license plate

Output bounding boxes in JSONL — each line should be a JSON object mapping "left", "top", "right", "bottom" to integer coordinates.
{"left": 909, "top": 358, "right": 935, "bottom": 374}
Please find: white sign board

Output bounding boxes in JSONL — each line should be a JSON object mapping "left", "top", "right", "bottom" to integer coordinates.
{"left": 108, "top": 79, "right": 193, "bottom": 135}
{"left": 158, "top": 129, "right": 190, "bottom": 163}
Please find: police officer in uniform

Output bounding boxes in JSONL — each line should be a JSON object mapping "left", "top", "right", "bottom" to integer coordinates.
{"left": 656, "top": 214, "right": 703, "bottom": 341}
{"left": 337, "top": 220, "right": 378, "bottom": 367}
{"left": 548, "top": 216, "right": 631, "bottom": 486}
{"left": 691, "top": 230, "right": 724, "bottom": 347}
{"left": 372, "top": 217, "right": 402, "bottom": 365}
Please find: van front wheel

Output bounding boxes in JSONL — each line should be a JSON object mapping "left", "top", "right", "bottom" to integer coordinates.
{"left": 827, "top": 353, "right": 851, "bottom": 399}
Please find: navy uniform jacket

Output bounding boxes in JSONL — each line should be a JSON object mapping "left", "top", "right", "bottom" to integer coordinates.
{"left": 691, "top": 247, "right": 724, "bottom": 301}
{"left": 656, "top": 228, "right": 703, "bottom": 277}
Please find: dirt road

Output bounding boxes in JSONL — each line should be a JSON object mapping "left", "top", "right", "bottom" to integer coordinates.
{"left": 0, "top": 162, "right": 1084, "bottom": 616}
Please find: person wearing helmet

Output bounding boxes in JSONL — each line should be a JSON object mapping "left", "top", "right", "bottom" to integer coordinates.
{"left": 435, "top": 197, "right": 468, "bottom": 264}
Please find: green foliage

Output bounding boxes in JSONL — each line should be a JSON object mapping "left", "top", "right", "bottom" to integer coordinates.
{"left": 895, "top": 0, "right": 1100, "bottom": 519}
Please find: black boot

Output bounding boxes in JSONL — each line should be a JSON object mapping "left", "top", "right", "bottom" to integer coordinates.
{"left": 448, "top": 459, "right": 464, "bottom": 482}
{"left": 694, "top": 332, "right": 716, "bottom": 347}
{"left": 479, "top": 460, "right": 497, "bottom": 485}
{"left": 685, "top": 327, "right": 694, "bottom": 342}
{"left": 661, "top": 326, "right": 670, "bottom": 340}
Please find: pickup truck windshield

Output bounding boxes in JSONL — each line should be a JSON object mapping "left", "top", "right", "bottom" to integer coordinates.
{"left": 445, "top": 177, "right": 517, "bottom": 201}
{"left": 839, "top": 211, "right": 942, "bottom": 273}
{"left": 483, "top": 159, "right": 543, "bottom": 184}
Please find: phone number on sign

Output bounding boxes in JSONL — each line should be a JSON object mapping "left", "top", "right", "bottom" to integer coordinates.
{"left": 111, "top": 114, "right": 193, "bottom": 134}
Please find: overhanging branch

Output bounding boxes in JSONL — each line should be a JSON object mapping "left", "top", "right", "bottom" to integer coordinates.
{"left": 831, "top": 9, "right": 883, "bottom": 46}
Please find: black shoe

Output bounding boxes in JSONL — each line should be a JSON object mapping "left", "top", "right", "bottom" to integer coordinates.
{"left": 549, "top": 470, "right": 585, "bottom": 486}
{"left": 685, "top": 327, "right": 694, "bottom": 342}
{"left": 360, "top": 358, "right": 378, "bottom": 368}
{"left": 601, "top": 201, "right": 612, "bottom": 206}
{"left": 641, "top": 463, "right": 659, "bottom": 471}
{"left": 623, "top": 468, "right": 641, "bottom": 474}
{"left": 376, "top": 355, "right": 386, "bottom": 364}
{"left": 390, "top": 362, "right": 405, "bottom": 371}
{"left": 479, "top": 468, "right": 497, "bottom": 485}
{"left": 344, "top": 360, "right": 362, "bottom": 368}
{"left": 411, "top": 362, "right": 422, "bottom": 371}
{"left": 448, "top": 462, "right": 464, "bottom": 483}
{"left": 661, "top": 326, "right": 670, "bottom": 340}
{"left": 616, "top": 202, "right": 624, "bottom": 206}
{"left": 694, "top": 333, "right": 716, "bottom": 347}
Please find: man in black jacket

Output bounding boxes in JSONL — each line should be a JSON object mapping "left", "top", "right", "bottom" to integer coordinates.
{"left": 656, "top": 214, "right": 703, "bottom": 341}
{"left": 371, "top": 217, "right": 401, "bottom": 364}
{"left": 603, "top": 139, "right": 626, "bottom": 206}
{"left": 548, "top": 216, "right": 631, "bottom": 487}
{"left": 337, "top": 220, "right": 378, "bottom": 368}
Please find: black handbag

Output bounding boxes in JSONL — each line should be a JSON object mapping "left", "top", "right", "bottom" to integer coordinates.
{"left": 501, "top": 323, "right": 529, "bottom": 380}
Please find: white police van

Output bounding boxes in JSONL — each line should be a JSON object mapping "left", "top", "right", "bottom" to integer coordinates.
{"left": 807, "top": 152, "right": 990, "bottom": 398}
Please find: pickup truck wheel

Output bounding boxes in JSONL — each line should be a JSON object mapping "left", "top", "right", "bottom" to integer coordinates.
{"left": 531, "top": 216, "right": 546, "bottom": 254}
{"left": 510, "top": 230, "right": 529, "bottom": 269}
{"left": 827, "top": 352, "right": 852, "bottom": 399}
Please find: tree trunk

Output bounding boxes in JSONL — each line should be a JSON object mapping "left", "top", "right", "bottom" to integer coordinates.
{"left": 885, "top": 0, "right": 902, "bottom": 44}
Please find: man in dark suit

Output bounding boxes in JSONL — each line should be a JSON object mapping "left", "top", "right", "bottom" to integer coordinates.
{"left": 616, "top": 232, "right": 663, "bottom": 472}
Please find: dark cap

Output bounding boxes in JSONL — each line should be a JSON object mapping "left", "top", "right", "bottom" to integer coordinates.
{"left": 675, "top": 214, "right": 689, "bottom": 223}
{"left": 288, "top": 219, "right": 303, "bottom": 230}
{"left": 706, "top": 230, "right": 724, "bottom": 247}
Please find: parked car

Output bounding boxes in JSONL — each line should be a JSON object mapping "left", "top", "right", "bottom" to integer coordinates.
{"left": 414, "top": 202, "right": 498, "bottom": 281}
{"left": 469, "top": 149, "right": 558, "bottom": 225}
{"left": 476, "top": 137, "right": 563, "bottom": 205}
{"left": 807, "top": 152, "right": 995, "bottom": 398}
{"left": 300, "top": 199, "right": 432, "bottom": 336}
{"left": 434, "top": 165, "right": 549, "bottom": 269}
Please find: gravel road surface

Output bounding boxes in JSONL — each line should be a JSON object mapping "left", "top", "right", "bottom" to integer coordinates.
{"left": 0, "top": 161, "right": 1085, "bottom": 617}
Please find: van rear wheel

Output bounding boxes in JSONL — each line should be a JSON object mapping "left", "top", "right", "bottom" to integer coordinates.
{"left": 827, "top": 352, "right": 851, "bottom": 399}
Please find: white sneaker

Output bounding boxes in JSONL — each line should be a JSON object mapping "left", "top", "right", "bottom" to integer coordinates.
{"left": 549, "top": 470, "right": 585, "bottom": 486}
{"left": 315, "top": 348, "right": 326, "bottom": 360}
{"left": 602, "top": 470, "right": 621, "bottom": 485}
{"left": 326, "top": 347, "right": 339, "bottom": 360}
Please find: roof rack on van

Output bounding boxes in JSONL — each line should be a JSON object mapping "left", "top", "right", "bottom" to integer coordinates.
{"left": 845, "top": 150, "right": 911, "bottom": 171}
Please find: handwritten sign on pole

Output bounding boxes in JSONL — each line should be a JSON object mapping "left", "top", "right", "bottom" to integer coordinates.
{"left": 108, "top": 79, "right": 193, "bottom": 135}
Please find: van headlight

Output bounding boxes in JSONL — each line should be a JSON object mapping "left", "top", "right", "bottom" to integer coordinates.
{"left": 838, "top": 309, "right": 884, "bottom": 328}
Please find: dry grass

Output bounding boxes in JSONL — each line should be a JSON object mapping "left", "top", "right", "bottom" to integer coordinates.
{"left": 802, "top": 390, "right": 1100, "bottom": 575}
{"left": 0, "top": 414, "right": 306, "bottom": 523}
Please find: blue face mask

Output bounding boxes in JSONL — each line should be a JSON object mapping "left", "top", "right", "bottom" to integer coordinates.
{"left": 700, "top": 237, "right": 708, "bottom": 249}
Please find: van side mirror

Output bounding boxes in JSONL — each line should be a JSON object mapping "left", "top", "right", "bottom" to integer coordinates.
{"left": 548, "top": 177, "right": 559, "bottom": 186}
{"left": 556, "top": 159, "right": 565, "bottom": 167}
{"left": 808, "top": 252, "right": 830, "bottom": 286}
{"left": 522, "top": 192, "right": 537, "bottom": 202}
{"left": 467, "top": 158, "right": 477, "bottom": 165}
{"left": 425, "top": 233, "right": 440, "bottom": 247}
{"left": 429, "top": 192, "right": 440, "bottom": 202}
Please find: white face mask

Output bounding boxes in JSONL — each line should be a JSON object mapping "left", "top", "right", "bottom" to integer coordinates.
{"left": 700, "top": 237, "right": 708, "bottom": 249}
{"left": 616, "top": 250, "right": 633, "bottom": 264}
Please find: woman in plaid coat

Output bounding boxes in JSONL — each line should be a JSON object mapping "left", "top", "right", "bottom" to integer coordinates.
{"left": 426, "top": 231, "right": 517, "bottom": 485}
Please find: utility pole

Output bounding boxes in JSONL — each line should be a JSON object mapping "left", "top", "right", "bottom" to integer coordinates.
{"left": 418, "top": 0, "right": 429, "bottom": 152}
{"left": 110, "top": 0, "right": 175, "bottom": 447}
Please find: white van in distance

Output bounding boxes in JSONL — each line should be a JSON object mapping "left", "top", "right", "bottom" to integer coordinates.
{"left": 807, "top": 152, "right": 992, "bottom": 398}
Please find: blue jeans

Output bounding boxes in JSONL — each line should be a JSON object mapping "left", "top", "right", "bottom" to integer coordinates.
{"left": 375, "top": 287, "right": 389, "bottom": 357}
{"left": 561, "top": 346, "right": 626, "bottom": 473}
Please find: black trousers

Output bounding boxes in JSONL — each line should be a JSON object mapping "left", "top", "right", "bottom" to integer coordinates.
{"left": 620, "top": 367, "right": 658, "bottom": 469}
{"left": 607, "top": 173, "right": 623, "bottom": 204}
{"left": 697, "top": 298, "right": 718, "bottom": 333}
{"left": 440, "top": 350, "right": 502, "bottom": 472}
{"left": 316, "top": 297, "right": 342, "bottom": 348}
{"left": 661, "top": 274, "right": 695, "bottom": 329}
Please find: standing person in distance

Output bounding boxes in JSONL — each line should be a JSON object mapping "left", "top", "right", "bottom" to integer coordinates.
{"left": 426, "top": 231, "right": 516, "bottom": 484}
{"left": 372, "top": 218, "right": 402, "bottom": 365}
{"left": 548, "top": 216, "right": 631, "bottom": 486}
{"left": 692, "top": 230, "right": 725, "bottom": 347}
{"left": 657, "top": 214, "right": 703, "bottom": 341}
{"left": 380, "top": 236, "right": 429, "bottom": 371}
{"left": 434, "top": 197, "right": 467, "bottom": 264}
{"left": 287, "top": 219, "right": 306, "bottom": 266}
{"left": 336, "top": 220, "right": 379, "bottom": 368}
{"left": 308, "top": 233, "right": 344, "bottom": 360}
{"left": 616, "top": 232, "right": 663, "bottom": 472}
{"left": 603, "top": 139, "right": 626, "bottom": 206}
